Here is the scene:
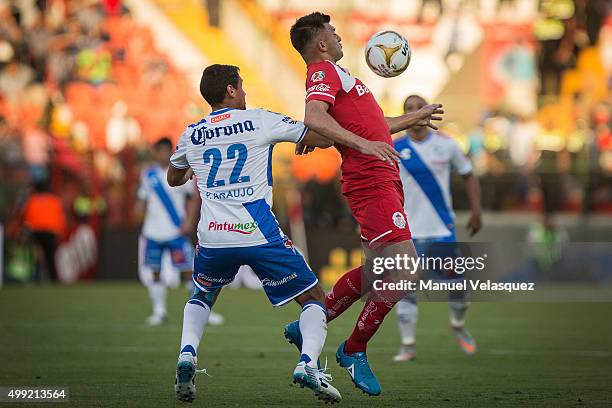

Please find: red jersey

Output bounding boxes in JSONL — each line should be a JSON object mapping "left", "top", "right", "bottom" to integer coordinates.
{"left": 305, "top": 60, "right": 400, "bottom": 194}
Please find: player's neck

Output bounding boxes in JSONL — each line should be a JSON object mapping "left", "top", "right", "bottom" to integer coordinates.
{"left": 210, "top": 103, "right": 240, "bottom": 112}
{"left": 306, "top": 53, "right": 336, "bottom": 65}
{"left": 408, "top": 130, "right": 429, "bottom": 142}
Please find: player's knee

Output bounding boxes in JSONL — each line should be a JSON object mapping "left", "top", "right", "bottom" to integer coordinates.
{"left": 190, "top": 287, "right": 219, "bottom": 309}
{"left": 296, "top": 284, "right": 326, "bottom": 306}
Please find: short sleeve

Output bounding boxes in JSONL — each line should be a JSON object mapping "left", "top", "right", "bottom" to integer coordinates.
{"left": 170, "top": 129, "right": 190, "bottom": 169}
{"left": 137, "top": 170, "right": 148, "bottom": 200}
{"left": 450, "top": 140, "right": 473, "bottom": 175}
{"left": 258, "top": 109, "right": 308, "bottom": 144}
{"left": 305, "top": 62, "right": 342, "bottom": 106}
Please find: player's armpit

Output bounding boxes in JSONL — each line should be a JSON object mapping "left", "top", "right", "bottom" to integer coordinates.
{"left": 167, "top": 165, "right": 191, "bottom": 187}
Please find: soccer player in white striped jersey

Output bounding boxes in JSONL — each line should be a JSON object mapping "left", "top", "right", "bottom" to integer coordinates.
{"left": 393, "top": 95, "right": 483, "bottom": 361}
{"left": 167, "top": 64, "right": 341, "bottom": 403}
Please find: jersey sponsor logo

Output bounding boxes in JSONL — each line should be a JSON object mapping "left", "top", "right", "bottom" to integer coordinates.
{"left": 210, "top": 113, "right": 231, "bottom": 123}
{"left": 204, "top": 187, "right": 254, "bottom": 200}
{"left": 306, "top": 83, "right": 331, "bottom": 93}
{"left": 190, "top": 120, "right": 256, "bottom": 145}
{"left": 281, "top": 116, "right": 297, "bottom": 125}
{"left": 399, "top": 147, "right": 411, "bottom": 160}
{"left": 355, "top": 84, "right": 370, "bottom": 96}
{"left": 195, "top": 274, "right": 234, "bottom": 287}
{"left": 393, "top": 211, "right": 407, "bottom": 229}
{"left": 311, "top": 70, "right": 325, "bottom": 82}
{"left": 208, "top": 220, "right": 258, "bottom": 234}
{"left": 260, "top": 272, "right": 297, "bottom": 287}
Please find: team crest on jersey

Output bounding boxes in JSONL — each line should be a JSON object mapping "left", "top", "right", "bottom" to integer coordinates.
{"left": 400, "top": 148, "right": 411, "bottom": 160}
{"left": 311, "top": 70, "right": 325, "bottom": 82}
{"left": 392, "top": 212, "right": 407, "bottom": 229}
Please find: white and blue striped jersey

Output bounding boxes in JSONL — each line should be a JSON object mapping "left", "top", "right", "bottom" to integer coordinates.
{"left": 137, "top": 164, "right": 194, "bottom": 242}
{"left": 394, "top": 131, "right": 472, "bottom": 239}
{"left": 170, "top": 107, "right": 307, "bottom": 248}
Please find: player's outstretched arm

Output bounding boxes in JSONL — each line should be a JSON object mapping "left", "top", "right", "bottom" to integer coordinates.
{"left": 295, "top": 130, "right": 334, "bottom": 155}
{"left": 305, "top": 100, "right": 399, "bottom": 164}
{"left": 167, "top": 165, "right": 193, "bottom": 187}
{"left": 385, "top": 104, "right": 444, "bottom": 133}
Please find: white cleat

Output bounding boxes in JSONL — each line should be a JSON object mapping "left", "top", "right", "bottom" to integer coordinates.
{"left": 146, "top": 313, "right": 167, "bottom": 326}
{"left": 208, "top": 311, "right": 225, "bottom": 326}
{"left": 293, "top": 361, "right": 341, "bottom": 404}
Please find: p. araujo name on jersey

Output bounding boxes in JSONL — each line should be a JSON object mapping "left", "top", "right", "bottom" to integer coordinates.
{"left": 170, "top": 107, "right": 307, "bottom": 248}
{"left": 394, "top": 131, "right": 473, "bottom": 239}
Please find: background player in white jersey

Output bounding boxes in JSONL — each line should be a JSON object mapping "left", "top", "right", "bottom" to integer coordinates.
{"left": 135, "top": 138, "right": 202, "bottom": 326}
{"left": 166, "top": 64, "right": 341, "bottom": 403}
{"left": 393, "top": 95, "right": 483, "bottom": 361}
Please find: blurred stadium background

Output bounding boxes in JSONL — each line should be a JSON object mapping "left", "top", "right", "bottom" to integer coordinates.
{"left": 1, "top": 0, "right": 611, "bottom": 284}
{"left": 1, "top": 0, "right": 611, "bottom": 406}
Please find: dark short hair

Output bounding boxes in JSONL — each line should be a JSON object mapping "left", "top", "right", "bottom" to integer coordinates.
{"left": 403, "top": 94, "right": 427, "bottom": 110}
{"left": 153, "top": 137, "right": 173, "bottom": 150}
{"left": 290, "top": 12, "right": 331, "bottom": 55}
{"left": 199, "top": 64, "right": 240, "bottom": 106}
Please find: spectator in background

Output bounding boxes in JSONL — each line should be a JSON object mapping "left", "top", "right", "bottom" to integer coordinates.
{"left": 0, "top": 58, "right": 34, "bottom": 103}
{"left": 21, "top": 181, "right": 67, "bottom": 281}
{"left": 105, "top": 100, "right": 141, "bottom": 153}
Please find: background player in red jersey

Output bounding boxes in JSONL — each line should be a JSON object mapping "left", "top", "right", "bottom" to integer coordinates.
{"left": 284, "top": 12, "right": 445, "bottom": 396}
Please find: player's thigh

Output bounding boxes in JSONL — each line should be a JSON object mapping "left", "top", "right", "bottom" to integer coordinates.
{"left": 193, "top": 246, "right": 242, "bottom": 292}
{"left": 246, "top": 240, "right": 319, "bottom": 307}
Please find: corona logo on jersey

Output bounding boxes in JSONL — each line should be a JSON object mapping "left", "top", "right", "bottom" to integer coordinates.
{"left": 190, "top": 120, "right": 256, "bottom": 146}
{"left": 208, "top": 220, "right": 258, "bottom": 234}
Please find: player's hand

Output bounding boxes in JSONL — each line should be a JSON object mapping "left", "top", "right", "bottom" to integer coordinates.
{"left": 466, "top": 212, "right": 482, "bottom": 236}
{"left": 295, "top": 142, "right": 316, "bottom": 155}
{"left": 179, "top": 221, "right": 193, "bottom": 237}
{"left": 358, "top": 140, "right": 400, "bottom": 165}
{"left": 416, "top": 104, "right": 444, "bottom": 130}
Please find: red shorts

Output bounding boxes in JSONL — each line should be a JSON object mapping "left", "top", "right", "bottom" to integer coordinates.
{"left": 345, "top": 180, "right": 412, "bottom": 248}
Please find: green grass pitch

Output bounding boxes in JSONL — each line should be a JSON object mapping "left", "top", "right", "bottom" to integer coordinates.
{"left": 0, "top": 283, "right": 611, "bottom": 407}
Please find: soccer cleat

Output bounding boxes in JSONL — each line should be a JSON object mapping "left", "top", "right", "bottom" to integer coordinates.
{"left": 452, "top": 326, "right": 477, "bottom": 355}
{"left": 175, "top": 353, "right": 197, "bottom": 403}
{"left": 284, "top": 320, "right": 303, "bottom": 350}
{"left": 146, "top": 313, "right": 167, "bottom": 326}
{"left": 336, "top": 341, "right": 381, "bottom": 396}
{"left": 293, "top": 361, "right": 341, "bottom": 403}
{"left": 284, "top": 321, "right": 321, "bottom": 369}
{"left": 208, "top": 311, "right": 225, "bottom": 326}
{"left": 392, "top": 344, "right": 416, "bottom": 362}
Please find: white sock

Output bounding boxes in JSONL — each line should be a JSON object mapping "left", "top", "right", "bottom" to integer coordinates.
{"left": 449, "top": 300, "right": 468, "bottom": 328}
{"left": 299, "top": 301, "right": 327, "bottom": 368}
{"left": 148, "top": 282, "right": 167, "bottom": 316}
{"left": 180, "top": 300, "right": 211, "bottom": 357}
{"left": 397, "top": 295, "right": 418, "bottom": 345}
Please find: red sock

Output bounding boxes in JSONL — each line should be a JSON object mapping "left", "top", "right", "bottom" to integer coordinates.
{"left": 344, "top": 292, "right": 396, "bottom": 354}
{"left": 325, "top": 266, "right": 362, "bottom": 322}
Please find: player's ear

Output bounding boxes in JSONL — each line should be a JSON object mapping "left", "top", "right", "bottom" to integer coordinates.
{"left": 226, "top": 84, "right": 236, "bottom": 98}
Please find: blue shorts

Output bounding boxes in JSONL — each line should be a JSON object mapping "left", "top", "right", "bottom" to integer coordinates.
{"left": 193, "top": 237, "right": 318, "bottom": 307}
{"left": 144, "top": 236, "right": 193, "bottom": 271}
{"left": 413, "top": 231, "right": 462, "bottom": 280}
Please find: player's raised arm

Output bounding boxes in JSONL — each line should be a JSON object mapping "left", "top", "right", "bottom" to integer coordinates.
{"left": 385, "top": 103, "right": 444, "bottom": 133}
{"left": 305, "top": 100, "right": 399, "bottom": 164}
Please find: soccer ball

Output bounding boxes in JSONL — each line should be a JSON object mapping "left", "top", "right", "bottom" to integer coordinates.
{"left": 365, "top": 30, "right": 411, "bottom": 78}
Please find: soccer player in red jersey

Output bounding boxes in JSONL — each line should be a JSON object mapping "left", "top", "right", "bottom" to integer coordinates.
{"left": 284, "top": 12, "right": 445, "bottom": 396}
